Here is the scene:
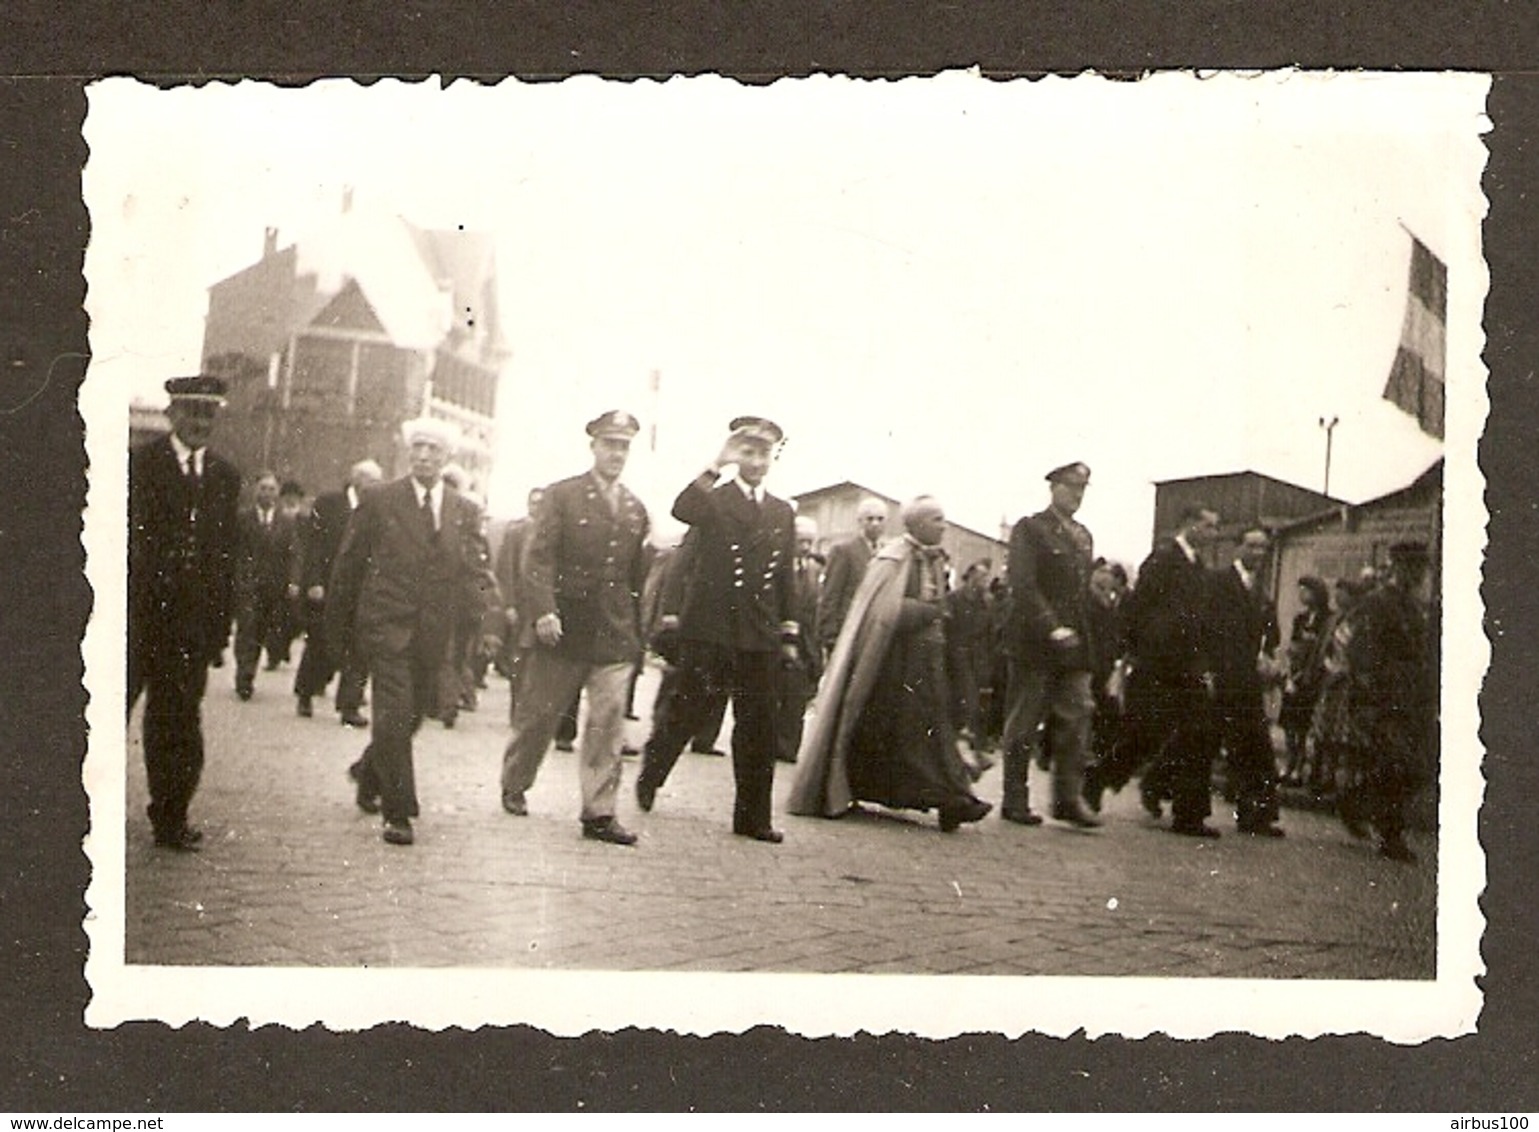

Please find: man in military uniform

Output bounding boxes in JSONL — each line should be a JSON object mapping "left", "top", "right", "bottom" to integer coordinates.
{"left": 499, "top": 411, "right": 651, "bottom": 846}
{"left": 999, "top": 461, "right": 1101, "bottom": 829}
{"left": 128, "top": 374, "right": 242, "bottom": 851}
{"left": 636, "top": 416, "right": 801, "bottom": 843}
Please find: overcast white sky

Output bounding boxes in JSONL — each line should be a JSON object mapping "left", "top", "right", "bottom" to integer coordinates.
{"left": 83, "top": 72, "right": 1485, "bottom": 566}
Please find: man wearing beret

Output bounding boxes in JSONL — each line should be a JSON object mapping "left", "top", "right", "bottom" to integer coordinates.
{"left": 636, "top": 417, "right": 801, "bottom": 843}
{"left": 327, "top": 416, "right": 501, "bottom": 846}
{"left": 128, "top": 375, "right": 242, "bottom": 851}
{"left": 999, "top": 462, "right": 1102, "bottom": 829}
{"left": 499, "top": 411, "right": 651, "bottom": 846}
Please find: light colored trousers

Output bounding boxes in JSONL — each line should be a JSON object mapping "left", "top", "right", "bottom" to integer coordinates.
{"left": 500, "top": 650, "right": 630, "bottom": 822}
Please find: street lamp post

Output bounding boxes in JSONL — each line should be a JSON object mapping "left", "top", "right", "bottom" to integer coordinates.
{"left": 1318, "top": 415, "right": 1340, "bottom": 497}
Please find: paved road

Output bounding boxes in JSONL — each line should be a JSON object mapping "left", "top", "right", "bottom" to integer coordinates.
{"left": 124, "top": 662, "right": 1436, "bottom": 978}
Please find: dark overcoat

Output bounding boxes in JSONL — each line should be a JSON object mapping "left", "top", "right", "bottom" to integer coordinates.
{"left": 1207, "top": 564, "right": 1281, "bottom": 701}
{"left": 1124, "top": 538, "right": 1212, "bottom": 683}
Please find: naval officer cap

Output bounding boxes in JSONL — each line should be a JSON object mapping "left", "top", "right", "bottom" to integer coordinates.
{"left": 1046, "top": 461, "right": 1091, "bottom": 486}
{"left": 728, "top": 415, "right": 785, "bottom": 446}
{"left": 164, "top": 374, "right": 228, "bottom": 405}
{"left": 586, "top": 410, "right": 641, "bottom": 440}
{"left": 400, "top": 415, "right": 462, "bottom": 450}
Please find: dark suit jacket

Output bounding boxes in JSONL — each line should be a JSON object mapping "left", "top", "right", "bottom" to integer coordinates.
{"left": 299, "top": 489, "right": 354, "bottom": 594}
{"left": 128, "top": 435, "right": 241, "bottom": 663}
{"left": 325, "top": 476, "right": 499, "bottom": 663}
{"left": 673, "top": 478, "right": 797, "bottom": 653}
{"left": 1208, "top": 563, "right": 1280, "bottom": 701}
{"left": 816, "top": 535, "right": 878, "bottom": 649}
{"left": 1124, "top": 537, "right": 1213, "bottom": 683}
{"left": 520, "top": 471, "right": 650, "bottom": 664}
{"left": 234, "top": 504, "right": 298, "bottom": 606}
{"left": 1005, "top": 507, "right": 1094, "bottom": 670}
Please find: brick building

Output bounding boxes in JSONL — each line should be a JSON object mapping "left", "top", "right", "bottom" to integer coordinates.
{"left": 198, "top": 205, "right": 508, "bottom": 498}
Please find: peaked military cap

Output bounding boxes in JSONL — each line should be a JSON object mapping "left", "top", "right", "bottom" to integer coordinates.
{"left": 587, "top": 410, "right": 641, "bottom": 440}
{"left": 164, "top": 374, "right": 228, "bottom": 404}
{"left": 1046, "top": 461, "right": 1091, "bottom": 486}
{"left": 728, "top": 415, "right": 785, "bottom": 445}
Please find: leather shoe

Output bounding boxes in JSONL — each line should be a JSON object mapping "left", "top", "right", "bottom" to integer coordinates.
{"left": 939, "top": 797, "right": 993, "bottom": 832}
{"left": 1171, "top": 821, "right": 1222, "bottom": 838}
{"left": 582, "top": 817, "right": 638, "bottom": 846}
{"left": 339, "top": 710, "right": 369, "bottom": 729}
{"left": 1000, "top": 807, "right": 1044, "bottom": 827}
{"left": 153, "top": 826, "right": 203, "bottom": 852}
{"left": 554, "top": 739, "right": 575, "bottom": 752}
{"left": 1052, "top": 801, "right": 1102, "bottom": 829}
{"left": 235, "top": 684, "right": 253, "bottom": 702}
{"left": 296, "top": 695, "right": 313, "bottom": 718}
{"left": 1081, "top": 767, "right": 1104, "bottom": 813}
{"left": 347, "top": 764, "right": 380, "bottom": 814}
{"left": 635, "top": 778, "right": 656, "bottom": 813}
{"left": 691, "top": 744, "right": 727, "bottom": 757}
{"left": 734, "top": 827, "right": 784, "bottom": 843}
{"left": 501, "top": 792, "right": 527, "bottom": 816}
{"left": 382, "top": 819, "right": 414, "bottom": 846}
{"left": 620, "top": 743, "right": 640, "bottom": 758}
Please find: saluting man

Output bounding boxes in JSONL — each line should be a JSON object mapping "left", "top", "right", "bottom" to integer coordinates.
{"left": 499, "top": 411, "right": 651, "bottom": 846}
{"left": 636, "top": 416, "right": 801, "bottom": 843}
{"left": 128, "top": 374, "right": 242, "bottom": 851}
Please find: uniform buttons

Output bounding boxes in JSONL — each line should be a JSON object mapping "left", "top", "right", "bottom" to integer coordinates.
{"left": 733, "top": 580, "right": 743, "bottom": 589}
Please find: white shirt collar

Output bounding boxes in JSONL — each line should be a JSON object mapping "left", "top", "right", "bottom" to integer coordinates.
{"left": 1174, "top": 533, "right": 1198, "bottom": 564}
{"left": 168, "top": 431, "right": 203, "bottom": 475}
{"left": 735, "top": 478, "right": 761, "bottom": 504}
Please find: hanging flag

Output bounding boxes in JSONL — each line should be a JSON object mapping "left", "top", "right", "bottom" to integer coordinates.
{"left": 1381, "top": 234, "right": 1447, "bottom": 440}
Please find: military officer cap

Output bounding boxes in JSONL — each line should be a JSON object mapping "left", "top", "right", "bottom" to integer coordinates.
{"left": 400, "top": 415, "right": 462, "bottom": 450}
{"left": 586, "top": 410, "right": 641, "bottom": 441}
{"left": 728, "top": 415, "right": 785, "bottom": 446}
{"left": 1046, "top": 461, "right": 1091, "bottom": 486}
{"left": 164, "top": 374, "right": 228, "bottom": 404}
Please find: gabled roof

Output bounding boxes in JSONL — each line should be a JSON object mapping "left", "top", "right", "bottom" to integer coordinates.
{"left": 1275, "top": 457, "right": 1443, "bottom": 537}
{"left": 1152, "top": 467, "right": 1345, "bottom": 505}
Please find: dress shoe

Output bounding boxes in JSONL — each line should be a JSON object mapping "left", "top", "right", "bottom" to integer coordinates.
{"left": 939, "top": 797, "right": 994, "bottom": 833}
{"left": 1171, "top": 821, "right": 1222, "bottom": 838}
{"left": 501, "top": 792, "right": 528, "bottom": 816}
{"left": 734, "top": 827, "right": 784, "bottom": 843}
{"left": 1379, "top": 834, "right": 1416, "bottom": 863}
{"left": 582, "top": 817, "right": 638, "bottom": 846}
{"left": 235, "top": 683, "right": 253, "bottom": 702}
{"left": 554, "top": 739, "right": 575, "bottom": 752}
{"left": 348, "top": 764, "right": 381, "bottom": 814}
{"left": 1000, "top": 807, "right": 1044, "bottom": 827}
{"left": 441, "top": 715, "right": 456, "bottom": 729}
{"left": 153, "top": 826, "right": 203, "bottom": 852}
{"left": 1081, "top": 772, "right": 1105, "bottom": 815}
{"left": 382, "top": 819, "right": 414, "bottom": 846}
{"left": 339, "top": 710, "right": 369, "bottom": 729}
{"left": 296, "top": 695, "right": 313, "bottom": 718}
{"left": 625, "top": 711, "right": 641, "bottom": 721}
{"left": 1139, "top": 782, "right": 1164, "bottom": 818}
{"left": 1238, "top": 821, "right": 1286, "bottom": 838}
{"left": 1052, "top": 801, "right": 1102, "bottom": 829}
{"left": 264, "top": 659, "right": 281, "bottom": 671}
{"left": 620, "top": 743, "right": 640, "bottom": 758}
{"left": 635, "top": 779, "right": 656, "bottom": 813}
{"left": 691, "top": 744, "right": 727, "bottom": 757}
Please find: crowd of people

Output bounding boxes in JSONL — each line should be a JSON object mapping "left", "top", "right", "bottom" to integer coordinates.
{"left": 128, "top": 374, "right": 1436, "bottom": 863}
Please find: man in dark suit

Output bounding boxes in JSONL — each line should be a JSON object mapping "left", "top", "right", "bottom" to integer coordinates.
{"left": 327, "top": 417, "right": 500, "bottom": 846}
{"left": 775, "top": 515, "right": 825, "bottom": 763}
{"left": 815, "top": 495, "right": 886, "bottom": 658}
{"left": 499, "top": 411, "right": 651, "bottom": 846}
{"left": 1085, "top": 503, "right": 1223, "bottom": 837}
{"left": 999, "top": 462, "right": 1101, "bottom": 829}
{"left": 232, "top": 469, "right": 299, "bottom": 700}
{"left": 1209, "top": 527, "right": 1285, "bottom": 837}
{"left": 493, "top": 487, "right": 544, "bottom": 722}
{"left": 636, "top": 416, "right": 802, "bottom": 843}
{"left": 293, "top": 459, "right": 381, "bottom": 724}
{"left": 128, "top": 374, "right": 241, "bottom": 851}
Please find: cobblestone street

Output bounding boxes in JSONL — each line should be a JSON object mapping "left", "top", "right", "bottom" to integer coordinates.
{"left": 122, "top": 663, "right": 1437, "bottom": 979}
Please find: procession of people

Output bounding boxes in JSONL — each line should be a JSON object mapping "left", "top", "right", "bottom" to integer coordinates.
{"left": 128, "top": 378, "right": 1438, "bottom": 866}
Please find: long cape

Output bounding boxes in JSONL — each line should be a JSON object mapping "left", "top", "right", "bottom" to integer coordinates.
{"left": 786, "top": 538, "right": 913, "bottom": 817}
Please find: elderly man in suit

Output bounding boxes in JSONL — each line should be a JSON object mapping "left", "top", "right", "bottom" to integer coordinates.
{"left": 999, "top": 461, "right": 1102, "bottom": 829}
{"left": 1085, "top": 503, "right": 1223, "bottom": 837}
{"left": 499, "top": 411, "right": 651, "bottom": 846}
{"left": 327, "top": 417, "right": 500, "bottom": 846}
{"left": 636, "top": 416, "right": 802, "bottom": 843}
{"left": 816, "top": 495, "right": 886, "bottom": 659}
{"left": 231, "top": 469, "right": 299, "bottom": 700}
{"left": 293, "top": 458, "right": 382, "bottom": 724}
{"left": 775, "top": 514, "right": 825, "bottom": 763}
{"left": 1209, "top": 527, "right": 1285, "bottom": 837}
{"left": 128, "top": 375, "right": 242, "bottom": 851}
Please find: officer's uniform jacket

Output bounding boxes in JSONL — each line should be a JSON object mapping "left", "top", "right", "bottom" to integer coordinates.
{"left": 672, "top": 478, "right": 798, "bottom": 653}
{"left": 519, "top": 470, "right": 650, "bottom": 665}
{"left": 1006, "top": 507, "right": 1095, "bottom": 671}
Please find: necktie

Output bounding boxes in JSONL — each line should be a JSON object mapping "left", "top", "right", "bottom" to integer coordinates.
{"left": 421, "top": 488, "right": 436, "bottom": 536}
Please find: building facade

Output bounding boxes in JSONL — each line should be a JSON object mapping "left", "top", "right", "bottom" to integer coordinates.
{"left": 1151, "top": 470, "right": 1343, "bottom": 572}
{"left": 198, "top": 206, "right": 508, "bottom": 498}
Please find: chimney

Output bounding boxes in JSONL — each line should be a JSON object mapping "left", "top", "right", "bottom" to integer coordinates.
{"left": 263, "top": 227, "right": 278, "bottom": 257}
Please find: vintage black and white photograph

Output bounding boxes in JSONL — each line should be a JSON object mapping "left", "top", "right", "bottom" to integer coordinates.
{"left": 80, "top": 71, "right": 1487, "bottom": 1038}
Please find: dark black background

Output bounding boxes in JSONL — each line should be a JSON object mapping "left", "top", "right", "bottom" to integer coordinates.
{"left": 2, "top": 3, "right": 1536, "bottom": 1112}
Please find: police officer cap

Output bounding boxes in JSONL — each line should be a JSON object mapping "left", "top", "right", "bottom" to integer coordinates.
{"left": 400, "top": 416, "right": 461, "bottom": 450}
{"left": 1046, "top": 461, "right": 1091, "bottom": 486}
{"left": 164, "top": 374, "right": 228, "bottom": 404}
{"left": 586, "top": 410, "right": 641, "bottom": 440}
{"left": 729, "top": 416, "right": 785, "bottom": 445}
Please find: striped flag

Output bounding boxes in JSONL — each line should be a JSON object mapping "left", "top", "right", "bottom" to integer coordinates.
{"left": 1382, "top": 234, "right": 1447, "bottom": 440}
